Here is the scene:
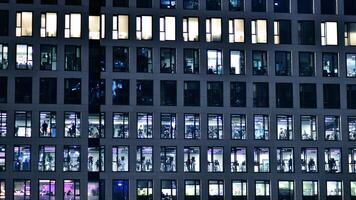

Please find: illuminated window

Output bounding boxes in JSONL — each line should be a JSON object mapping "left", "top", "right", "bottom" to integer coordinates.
{"left": 345, "top": 23, "right": 356, "bottom": 46}
{"left": 231, "top": 147, "right": 246, "bottom": 172}
{"left": 136, "top": 16, "right": 152, "bottom": 40}
{"left": 161, "top": 0, "right": 176, "bottom": 8}
{"left": 40, "top": 12, "right": 57, "bottom": 37}
{"left": 0, "top": 111, "right": 6, "bottom": 137}
{"left": 14, "top": 111, "right": 31, "bottom": 137}
{"left": 301, "top": 148, "right": 318, "bottom": 173}
{"left": 207, "top": 147, "right": 223, "bottom": 172}
{"left": 347, "top": 53, "right": 356, "bottom": 77}
{"left": 113, "top": 112, "right": 129, "bottom": 138}
{"left": 184, "top": 147, "right": 200, "bottom": 172}
{"left": 0, "top": 145, "right": 5, "bottom": 171}
{"left": 255, "top": 180, "right": 270, "bottom": 198}
{"left": 63, "top": 145, "right": 80, "bottom": 172}
{"left": 160, "top": 16, "right": 176, "bottom": 41}
{"left": 137, "top": 113, "right": 153, "bottom": 139}
{"left": 277, "top": 115, "right": 293, "bottom": 140}
{"left": 39, "top": 112, "right": 56, "bottom": 138}
{"left": 64, "top": 112, "right": 80, "bottom": 138}
{"left": 16, "top": 11, "right": 32, "bottom": 37}
{"left": 39, "top": 180, "right": 55, "bottom": 200}
{"left": 160, "top": 146, "right": 177, "bottom": 172}
{"left": 87, "top": 180, "right": 105, "bottom": 200}
{"left": 160, "top": 48, "right": 176, "bottom": 73}
{"left": 183, "top": 17, "right": 199, "bottom": 42}
{"left": 184, "top": 180, "right": 200, "bottom": 199}
{"left": 207, "top": 49, "right": 223, "bottom": 74}
{"left": 324, "top": 116, "right": 341, "bottom": 141}
{"left": 254, "top": 147, "right": 269, "bottom": 172}
{"left": 351, "top": 181, "right": 356, "bottom": 198}
{"left": 64, "top": 180, "right": 80, "bottom": 200}
{"left": 0, "top": 44, "right": 8, "bottom": 70}
{"left": 321, "top": 22, "right": 338, "bottom": 45}
{"left": 88, "top": 146, "right": 105, "bottom": 172}
{"left": 13, "top": 145, "right": 31, "bottom": 171}
{"left": 232, "top": 180, "right": 247, "bottom": 198}
{"left": 16, "top": 44, "right": 33, "bottom": 70}
{"left": 349, "top": 117, "right": 356, "bottom": 141}
{"left": 137, "top": 180, "right": 153, "bottom": 199}
{"left": 64, "top": 13, "right": 81, "bottom": 38}
{"left": 277, "top": 148, "right": 294, "bottom": 172}
{"left": 326, "top": 181, "right": 342, "bottom": 199}
{"left": 112, "top": 79, "right": 130, "bottom": 105}
{"left": 112, "top": 146, "right": 129, "bottom": 172}
{"left": 184, "top": 113, "right": 201, "bottom": 139}
{"left": 302, "top": 181, "right": 318, "bottom": 200}
{"left": 40, "top": 45, "right": 56, "bottom": 70}
{"left": 13, "top": 180, "right": 30, "bottom": 199}
{"left": 278, "top": 181, "right": 294, "bottom": 200}
{"left": 322, "top": 52, "right": 338, "bottom": 77}
{"left": 229, "top": 19, "right": 244, "bottom": 43}
{"left": 89, "top": 14, "right": 105, "bottom": 40}
{"left": 160, "top": 113, "right": 176, "bottom": 139}
{"left": 349, "top": 148, "right": 356, "bottom": 173}
{"left": 136, "top": 146, "right": 153, "bottom": 172}
{"left": 38, "top": 145, "right": 55, "bottom": 171}
{"left": 251, "top": 19, "right": 267, "bottom": 43}
{"left": 274, "top": 20, "right": 291, "bottom": 44}
{"left": 208, "top": 114, "right": 223, "bottom": 139}
{"left": 0, "top": 179, "right": 4, "bottom": 199}
{"left": 230, "top": 0, "right": 244, "bottom": 11}
{"left": 231, "top": 114, "right": 246, "bottom": 140}
{"left": 301, "top": 115, "right": 317, "bottom": 141}
{"left": 206, "top": 18, "right": 222, "bottom": 42}
{"left": 208, "top": 180, "right": 224, "bottom": 199}
{"left": 88, "top": 113, "right": 105, "bottom": 138}
{"left": 113, "top": 15, "right": 129, "bottom": 39}
{"left": 254, "top": 114, "right": 269, "bottom": 140}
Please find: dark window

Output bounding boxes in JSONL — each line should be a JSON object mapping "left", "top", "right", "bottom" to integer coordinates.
{"left": 322, "top": 53, "right": 338, "bottom": 77}
{"left": 345, "top": 0, "right": 356, "bottom": 15}
{"left": 206, "top": 0, "right": 221, "bottom": 10}
{"left": 0, "top": 11, "right": 8, "bottom": 36}
{"left": 298, "top": 0, "right": 313, "bottom": 13}
{"left": 298, "top": 21, "right": 315, "bottom": 45}
{"left": 252, "top": 0, "right": 266, "bottom": 12}
{"left": 65, "top": 45, "right": 81, "bottom": 71}
{"left": 89, "top": 46, "right": 105, "bottom": 72}
{"left": 0, "top": 0, "right": 8, "bottom": 2}
{"left": 207, "top": 81, "right": 223, "bottom": 107}
{"left": 299, "top": 52, "right": 315, "bottom": 76}
{"left": 184, "top": 81, "right": 200, "bottom": 106}
{"left": 41, "top": 0, "right": 57, "bottom": 4}
{"left": 64, "top": 78, "right": 81, "bottom": 104}
{"left": 347, "top": 84, "right": 356, "bottom": 109}
{"left": 275, "top": 51, "right": 291, "bottom": 76}
{"left": 65, "top": 0, "right": 80, "bottom": 5}
{"left": 15, "top": 77, "right": 32, "bottom": 104}
{"left": 253, "top": 82, "right": 269, "bottom": 107}
{"left": 275, "top": 20, "right": 291, "bottom": 44}
{"left": 160, "top": 80, "right": 177, "bottom": 106}
{"left": 40, "top": 45, "right": 57, "bottom": 70}
{"left": 323, "top": 84, "right": 340, "bottom": 109}
{"left": 300, "top": 84, "right": 317, "bottom": 108}
{"left": 161, "top": 0, "right": 176, "bottom": 8}
{"left": 184, "top": 49, "right": 199, "bottom": 74}
{"left": 230, "top": 82, "right": 246, "bottom": 107}
{"left": 137, "top": 80, "right": 153, "bottom": 105}
{"left": 137, "top": 47, "right": 153, "bottom": 73}
{"left": 17, "top": 0, "right": 33, "bottom": 3}
{"left": 89, "top": 79, "right": 105, "bottom": 105}
{"left": 113, "top": 0, "right": 128, "bottom": 7}
{"left": 160, "top": 48, "right": 176, "bottom": 73}
{"left": 276, "top": 83, "right": 293, "bottom": 108}
{"left": 252, "top": 51, "right": 268, "bottom": 75}
{"left": 229, "top": 0, "right": 244, "bottom": 11}
{"left": 0, "top": 77, "right": 6, "bottom": 103}
{"left": 274, "top": 0, "right": 290, "bottom": 13}
{"left": 183, "top": 0, "right": 199, "bottom": 9}
{"left": 112, "top": 79, "right": 130, "bottom": 105}
{"left": 113, "top": 47, "right": 129, "bottom": 72}
{"left": 321, "top": 0, "right": 336, "bottom": 14}
{"left": 39, "top": 78, "right": 57, "bottom": 104}
{"left": 137, "top": 0, "right": 152, "bottom": 8}
{"left": 112, "top": 180, "right": 129, "bottom": 200}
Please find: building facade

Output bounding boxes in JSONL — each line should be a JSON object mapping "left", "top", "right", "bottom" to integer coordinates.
{"left": 0, "top": 0, "right": 356, "bottom": 199}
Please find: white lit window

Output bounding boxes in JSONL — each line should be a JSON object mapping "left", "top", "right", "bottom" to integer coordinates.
{"left": 183, "top": 17, "right": 199, "bottom": 41}
{"left": 345, "top": 22, "right": 356, "bottom": 46}
{"left": 16, "top": 12, "right": 32, "bottom": 37}
{"left": 207, "top": 49, "right": 223, "bottom": 74}
{"left": 206, "top": 18, "right": 222, "bottom": 42}
{"left": 89, "top": 14, "right": 105, "bottom": 40}
{"left": 251, "top": 19, "right": 267, "bottom": 44}
{"left": 40, "top": 12, "right": 57, "bottom": 37}
{"left": 229, "top": 19, "right": 244, "bottom": 43}
{"left": 160, "top": 16, "right": 176, "bottom": 41}
{"left": 274, "top": 21, "right": 280, "bottom": 44}
{"left": 0, "top": 44, "right": 8, "bottom": 70}
{"left": 113, "top": 15, "right": 129, "bottom": 39}
{"left": 136, "top": 16, "right": 152, "bottom": 40}
{"left": 16, "top": 44, "right": 33, "bottom": 70}
{"left": 230, "top": 50, "right": 245, "bottom": 74}
{"left": 321, "top": 22, "right": 338, "bottom": 46}
{"left": 65, "top": 13, "right": 81, "bottom": 38}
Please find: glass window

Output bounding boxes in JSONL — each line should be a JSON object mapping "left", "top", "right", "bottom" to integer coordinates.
{"left": 207, "top": 50, "right": 223, "bottom": 74}
{"left": 206, "top": 0, "right": 221, "bottom": 10}
{"left": 64, "top": 180, "right": 80, "bottom": 200}
{"left": 301, "top": 148, "right": 318, "bottom": 172}
{"left": 254, "top": 147, "right": 269, "bottom": 172}
{"left": 64, "top": 112, "right": 80, "bottom": 138}
{"left": 348, "top": 84, "right": 356, "bottom": 109}
{"left": 113, "top": 15, "right": 129, "bottom": 39}
{"left": 38, "top": 145, "right": 55, "bottom": 172}
{"left": 254, "top": 115, "right": 269, "bottom": 140}
{"left": 298, "top": 21, "right": 315, "bottom": 45}
{"left": 184, "top": 81, "right": 200, "bottom": 106}
{"left": 15, "top": 77, "right": 32, "bottom": 103}
{"left": 207, "top": 81, "right": 223, "bottom": 107}
{"left": 230, "top": 82, "right": 246, "bottom": 107}
{"left": 112, "top": 146, "right": 129, "bottom": 172}
{"left": 345, "top": 0, "right": 356, "bottom": 15}
{"left": 184, "top": 0, "right": 198, "bottom": 9}
{"left": 298, "top": 0, "right": 313, "bottom": 13}
{"left": 88, "top": 180, "right": 105, "bottom": 200}
{"left": 0, "top": 146, "right": 5, "bottom": 172}
{"left": 65, "top": 0, "right": 80, "bottom": 5}
{"left": 63, "top": 145, "right": 80, "bottom": 172}
{"left": 323, "top": 84, "right": 340, "bottom": 109}
{"left": 0, "top": 179, "right": 4, "bottom": 199}
{"left": 299, "top": 52, "right": 315, "bottom": 76}
{"left": 137, "top": 47, "right": 153, "bottom": 73}
{"left": 64, "top": 78, "right": 81, "bottom": 104}
{"left": 277, "top": 115, "right": 293, "bottom": 140}
{"left": 321, "top": 0, "right": 337, "bottom": 14}
{"left": 185, "top": 180, "right": 200, "bottom": 199}
{"left": 345, "top": 23, "right": 356, "bottom": 46}
{"left": 348, "top": 148, "right": 356, "bottom": 173}
{"left": 136, "top": 146, "right": 153, "bottom": 172}
{"left": 13, "top": 180, "right": 30, "bottom": 199}
{"left": 300, "top": 83, "right": 317, "bottom": 108}
{"left": 184, "top": 49, "right": 199, "bottom": 74}
{"left": 184, "top": 114, "right": 201, "bottom": 139}
{"left": 137, "top": 113, "right": 153, "bottom": 139}
{"left": 88, "top": 113, "right": 104, "bottom": 138}
{"left": 351, "top": 181, "right": 356, "bottom": 198}
{"left": 252, "top": 51, "right": 268, "bottom": 75}
{"left": 274, "top": 20, "right": 291, "bottom": 44}
{"left": 325, "top": 116, "right": 340, "bottom": 141}
{"left": 40, "top": 12, "right": 57, "bottom": 37}
{"left": 89, "top": 79, "right": 105, "bottom": 105}
{"left": 14, "top": 111, "right": 31, "bottom": 137}
{"left": 252, "top": 0, "right": 266, "bottom": 12}
{"left": 277, "top": 148, "right": 294, "bottom": 173}
{"left": 65, "top": 45, "right": 81, "bottom": 71}
{"left": 88, "top": 146, "right": 104, "bottom": 172}
{"left": 89, "top": 15, "right": 105, "bottom": 40}
{"left": 16, "top": 11, "right": 32, "bottom": 36}
{"left": 301, "top": 115, "right": 317, "bottom": 141}
{"left": 230, "top": 50, "right": 245, "bottom": 74}
{"left": 231, "top": 114, "right": 246, "bottom": 140}
{"left": 160, "top": 146, "right": 177, "bottom": 172}
{"left": 322, "top": 52, "right": 338, "bottom": 77}
{"left": 113, "top": 0, "right": 128, "bottom": 7}
{"left": 229, "top": 19, "right": 244, "bottom": 43}
{"left": 13, "top": 145, "right": 31, "bottom": 171}
{"left": 113, "top": 47, "right": 129, "bottom": 72}
{"left": 326, "top": 181, "right": 342, "bottom": 198}
{"left": 349, "top": 117, "right": 356, "bottom": 140}
{"left": 112, "top": 79, "right": 130, "bottom": 105}
{"left": 161, "top": 0, "right": 176, "bottom": 8}
{"left": 113, "top": 112, "right": 129, "bottom": 138}
{"left": 255, "top": 180, "right": 270, "bottom": 197}
{"left": 208, "top": 114, "right": 223, "bottom": 139}
{"left": 276, "top": 83, "right": 293, "bottom": 108}
{"left": 136, "top": 16, "right": 152, "bottom": 40}
{"left": 325, "top": 148, "right": 341, "bottom": 173}
{"left": 207, "top": 147, "right": 223, "bottom": 172}
{"left": 0, "top": 79, "right": 5, "bottom": 103}
{"left": 231, "top": 147, "right": 246, "bottom": 173}
{"left": 206, "top": 18, "right": 222, "bottom": 42}
{"left": 113, "top": 180, "right": 129, "bottom": 200}
{"left": 160, "top": 16, "right": 176, "bottom": 41}
{"left": 0, "top": 44, "right": 8, "bottom": 70}
{"left": 0, "top": 111, "right": 5, "bottom": 137}
{"left": 16, "top": 44, "right": 33, "bottom": 70}
{"left": 161, "top": 113, "right": 176, "bottom": 139}
{"left": 208, "top": 180, "right": 224, "bottom": 199}
{"left": 65, "top": 13, "right": 81, "bottom": 38}
{"left": 253, "top": 82, "right": 269, "bottom": 107}
{"left": 232, "top": 180, "right": 247, "bottom": 199}
{"left": 184, "top": 147, "right": 200, "bottom": 172}
{"left": 347, "top": 53, "right": 356, "bottom": 77}
{"left": 321, "top": 22, "right": 338, "bottom": 46}
{"left": 39, "top": 180, "right": 55, "bottom": 200}
{"left": 183, "top": 17, "right": 199, "bottom": 42}
{"left": 137, "top": 180, "right": 153, "bottom": 199}
{"left": 160, "top": 48, "right": 176, "bottom": 73}
{"left": 278, "top": 181, "right": 294, "bottom": 200}
{"left": 275, "top": 51, "right": 291, "bottom": 76}
{"left": 41, "top": 0, "right": 57, "bottom": 4}
{"left": 40, "top": 45, "right": 57, "bottom": 70}
{"left": 251, "top": 19, "right": 267, "bottom": 43}
{"left": 302, "top": 181, "right": 318, "bottom": 200}
{"left": 274, "top": 0, "right": 290, "bottom": 13}
{"left": 230, "top": 0, "right": 244, "bottom": 11}
{"left": 0, "top": 11, "right": 8, "bottom": 36}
